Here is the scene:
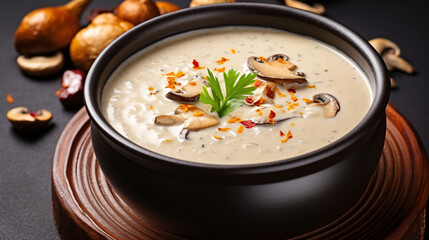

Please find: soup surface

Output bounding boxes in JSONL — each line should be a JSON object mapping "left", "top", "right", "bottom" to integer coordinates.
{"left": 102, "top": 27, "right": 372, "bottom": 165}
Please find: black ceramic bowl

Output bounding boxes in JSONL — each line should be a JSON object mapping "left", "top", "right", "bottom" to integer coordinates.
{"left": 84, "top": 3, "right": 390, "bottom": 239}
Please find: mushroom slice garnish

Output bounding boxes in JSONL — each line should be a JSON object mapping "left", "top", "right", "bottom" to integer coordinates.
{"left": 166, "top": 75, "right": 208, "bottom": 102}
{"left": 312, "top": 93, "right": 340, "bottom": 118}
{"left": 247, "top": 54, "right": 307, "bottom": 84}
{"left": 285, "top": 0, "right": 325, "bottom": 15}
{"left": 154, "top": 104, "right": 219, "bottom": 139}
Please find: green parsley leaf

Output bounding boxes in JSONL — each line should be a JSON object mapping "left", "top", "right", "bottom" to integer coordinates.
{"left": 200, "top": 68, "right": 257, "bottom": 118}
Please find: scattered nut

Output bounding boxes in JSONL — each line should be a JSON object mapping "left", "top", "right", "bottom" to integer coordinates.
{"left": 117, "top": 0, "right": 160, "bottom": 25}
{"left": 285, "top": 0, "right": 325, "bottom": 15}
{"left": 14, "top": 0, "right": 92, "bottom": 56}
{"left": 86, "top": 7, "right": 117, "bottom": 23}
{"left": 57, "top": 70, "right": 85, "bottom": 109}
{"left": 7, "top": 107, "right": 53, "bottom": 132}
{"left": 16, "top": 52, "right": 65, "bottom": 77}
{"left": 369, "top": 38, "right": 415, "bottom": 88}
{"left": 156, "top": 1, "right": 181, "bottom": 15}
{"left": 69, "top": 13, "right": 134, "bottom": 72}
{"left": 190, "top": 0, "right": 235, "bottom": 8}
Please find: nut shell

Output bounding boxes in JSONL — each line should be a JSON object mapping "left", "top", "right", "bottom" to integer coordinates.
{"left": 69, "top": 13, "right": 134, "bottom": 72}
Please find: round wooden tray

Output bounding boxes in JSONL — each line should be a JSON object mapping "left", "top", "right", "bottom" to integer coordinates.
{"left": 52, "top": 103, "right": 429, "bottom": 240}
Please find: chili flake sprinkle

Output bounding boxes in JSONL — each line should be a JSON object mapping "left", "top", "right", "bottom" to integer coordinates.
{"left": 189, "top": 81, "right": 197, "bottom": 86}
{"left": 266, "top": 85, "right": 275, "bottom": 99}
{"left": 214, "top": 67, "right": 225, "bottom": 73}
{"left": 307, "top": 85, "right": 316, "bottom": 88}
{"left": 269, "top": 110, "right": 276, "bottom": 119}
{"left": 216, "top": 57, "right": 230, "bottom": 65}
{"left": 227, "top": 117, "right": 241, "bottom": 123}
{"left": 193, "top": 111, "right": 204, "bottom": 117}
{"left": 276, "top": 89, "right": 286, "bottom": 98}
{"left": 245, "top": 96, "right": 254, "bottom": 104}
{"left": 253, "top": 80, "right": 263, "bottom": 87}
{"left": 280, "top": 130, "right": 293, "bottom": 143}
{"left": 240, "top": 120, "right": 256, "bottom": 129}
{"left": 280, "top": 130, "right": 285, "bottom": 136}
{"left": 218, "top": 127, "right": 231, "bottom": 132}
{"left": 30, "top": 112, "right": 38, "bottom": 119}
{"left": 150, "top": 105, "right": 154, "bottom": 110}
{"left": 256, "top": 108, "right": 263, "bottom": 116}
{"left": 179, "top": 104, "right": 196, "bottom": 112}
{"left": 237, "top": 125, "right": 244, "bottom": 134}
{"left": 254, "top": 97, "right": 264, "bottom": 106}
{"left": 258, "top": 56, "right": 268, "bottom": 62}
{"left": 212, "top": 135, "right": 224, "bottom": 140}
{"left": 192, "top": 59, "right": 205, "bottom": 69}
{"left": 230, "top": 49, "right": 236, "bottom": 54}
{"left": 6, "top": 94, "right": 14, "bottom": 104}
{"left": 287, "top": 101, "right": 299, "bottom": 111}
{"left": 303, "top": 98, "right": 313, "bottom": 103}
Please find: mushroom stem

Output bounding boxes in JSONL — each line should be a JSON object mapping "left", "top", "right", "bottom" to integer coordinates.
{"left": 285, "top": 0, "right": 325, "bottom": 15}
{"left": 369, "top": 38, "right": 415, "bottom": 75}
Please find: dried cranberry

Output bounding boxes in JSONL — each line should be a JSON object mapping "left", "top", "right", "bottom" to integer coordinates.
{"left": 59, "top": 70, "right": 85, "bottom": 109}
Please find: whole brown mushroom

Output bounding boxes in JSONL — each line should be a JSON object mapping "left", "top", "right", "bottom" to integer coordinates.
{"left": 117, "top": 0, "right": 160, "bottom": 25}
{"left": 155, "top": 1, "right": 181, "bottom": 15}
{"left": 69, "top": 13, "right": 134, "bottom": 72}
{"left": 14, "top": 0, "right": 92, "bottom": 56}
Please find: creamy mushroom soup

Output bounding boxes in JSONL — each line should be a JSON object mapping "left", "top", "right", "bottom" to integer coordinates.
{"left": 102, "top": 27, "right": 372, "bottom": 165}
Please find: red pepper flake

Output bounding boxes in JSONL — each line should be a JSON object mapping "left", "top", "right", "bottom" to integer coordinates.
{"left": 266, "top": 84, "right": 275, "bottom": 99}
{"left": 303, "top": 98, "right": 313, "bottom": 103}
{"left": 6, "top": 94, "right": 14, "bottom": 104}
{"left": 237, "top": 125, "right": 244, "bottom": 134}
{"left": 258, "top": 56, "right": 267, "bottom": 62}
{"left": 279, "top": 130, "right": 285, "bottom": 136}
{"left": 189, "top": 82, "right": 196, "bottom": 86}
{"left": 212, "top": 135, "right": 224, "bottom": 140}
{"left": 216, "top": 57, "right": 230, "bottom": 65}
{"left": 218, "top": 127, "right": 231, "bottom": 132}
{"left": 175, "top": 71, "right": 185, "bottom": 78}
{"left": 256, "top": 109, "right": 263, "bottom": 116}
{"left": 253, "top": 80, "right": 263, "bottom": 87}
{"left": 245, "top": 95, "right": 254, "bottom": 104}
{"left": 166, "top": 72, "right": 175, "bottom": 76}
{"left": 230, "top": 49, "right": 236, "bottom": 54}
{"left": 179, "top": 104, "right": 196, "bottom": 112}
{"left": 193, "top": 111, "right": 204, "bottom": 116}
{"left": 273, "top": 105, "right": 282, "bottom": 108}
{"left": 276, "top": 89, "right": 286, "bottom": 98}
{"left": 148, "top": 87, "right": 154, "bottom": 91}
{"left": 240, "top": 120, "right": 256, "bottom": 129}
{"left": 280, "top": 130, "right": 293, "bottom": 143}
{"left": 150, "top": 105, "right": 154, "bottom": 110}
{"left": 291, "top": 123, "right": 295, "bottom": 126}
{"left": 166, "top": 76, "right": 178, "bottom": 89}
{"left": 30, "top": 112, "right": 38, "bottom": 119}
{"left": 227, "top": 117, "right": 241, "bottom": 123}
{"left": 192, "top": 59, "right": 200, "bottom": 68}
{"left": 253, "top": 97, "right": 264, "bottom": 106}
{"left": 268, "top": 118, "right": 275, "bottom": 125}
{"left": 269, "top": 110, "right": 276, "bottom": 119}
{"left": 214, "top": 67, "right": 225, "bottom": 73}
{"left": 55, "top": 88, "right": 62, "bottom": 96}
{"left": 287, "top": 88, "right": 298, "bottom": 102}
{"left": 307, "top": 85, "right": 316, "bottom": 88}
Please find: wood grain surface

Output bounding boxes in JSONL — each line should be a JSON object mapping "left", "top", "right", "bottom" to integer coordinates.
{"left": 51, "top": 103, "right": 428, "bottom": 239}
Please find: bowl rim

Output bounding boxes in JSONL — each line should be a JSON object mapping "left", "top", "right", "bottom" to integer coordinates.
{"left": 84, "top": 3, "right": 390, "bottom": 174}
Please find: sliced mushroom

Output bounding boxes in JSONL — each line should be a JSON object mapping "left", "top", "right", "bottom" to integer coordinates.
{"left": 248, "top": 54, "right": 307, "bottom": 84}
{"left": 6, "top": 107, "right": 53, "bottom": 132}
{"left": 312, "top": 93, "right": 340, "bottom": 118}
{"left": 369, "top": 38, "right": 415, "bottom": 74}
{"left": 285, "top": 0, "right": 325, "bottom": 15}
{"left": 166, "top": 75, "right": 208, "bottom": 102}
{"left": 16, "top": 52, "right": 64, "bottom": 77}
{"left": 155, "top": 104, "right": 219, "bottom": 139}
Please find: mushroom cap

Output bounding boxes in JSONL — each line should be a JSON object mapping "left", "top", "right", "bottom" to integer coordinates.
{"left": 312, "top": 93, "right": 340, "bottom": 118}
{"left": 165, "top": 75, "right": 208, "bottom": 102}
{"left": 247, "top": 55, "right": 307, "bottom": 84}
{"left": 16, "top": 52, "right": 65, "bottom": 77}
{"left": 69, "top": 13, "right": 134, "bottom": 72}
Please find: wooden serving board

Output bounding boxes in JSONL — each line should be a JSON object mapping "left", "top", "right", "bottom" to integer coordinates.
{"left": 51, "top": 103, "right": 429, "bottom": 240}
